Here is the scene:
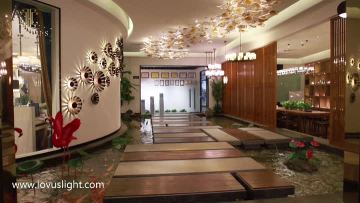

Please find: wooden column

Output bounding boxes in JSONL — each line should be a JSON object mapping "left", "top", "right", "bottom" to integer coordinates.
{"left": 329, "top": 16, "right": 346, "bottom": 144}
{"left": 222, "top": 42, "right": 277, "bottom": 129}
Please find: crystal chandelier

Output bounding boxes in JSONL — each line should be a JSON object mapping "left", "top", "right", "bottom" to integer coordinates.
{"left": 205, "top": 49, "right": 224, "bottom": 78}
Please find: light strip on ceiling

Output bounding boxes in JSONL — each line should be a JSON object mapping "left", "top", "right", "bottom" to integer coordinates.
{"left": 86, "top": 0, "right": 134, "bottom": 37}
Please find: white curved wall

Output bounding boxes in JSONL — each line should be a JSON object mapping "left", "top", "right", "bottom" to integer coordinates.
{"left": 40, "top": 0, "right": 122, "bottom": 146}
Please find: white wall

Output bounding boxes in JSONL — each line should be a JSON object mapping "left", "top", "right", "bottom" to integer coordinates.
{"left": 123, "top": 56, "right": 209, "bottom": 113}
{"left": 141, "top": 69, "right": 201, "bottom": 112}
{"left": 39, "top": 0, "right": 122, "bottom": 146}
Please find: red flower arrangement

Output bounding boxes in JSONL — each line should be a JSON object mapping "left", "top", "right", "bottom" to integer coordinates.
{"left": 48, "top": 111, "right": 81, "bottom": 177}
{"left": 289, "top": 138, "right": 319, "bottom": 161}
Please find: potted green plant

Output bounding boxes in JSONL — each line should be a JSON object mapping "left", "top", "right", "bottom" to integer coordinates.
{"left": 211, "top": 79, "right": 223, "bottom": 114}
{"left": 121, "top": 71, "right": 135, "bottom": 106}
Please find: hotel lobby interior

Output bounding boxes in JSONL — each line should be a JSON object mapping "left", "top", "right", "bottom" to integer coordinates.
{"left": 0, "top": 0, "right": 360, "bottom": 202}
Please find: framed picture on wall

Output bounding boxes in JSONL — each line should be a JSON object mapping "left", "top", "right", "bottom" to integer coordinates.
{"left": 141, "top": 72, "right": 149, "bottom": 78}
{"left": 161, "top": 72, "right": 170, "bottom": 78}
{"left": 175, "top": 80, "right": 179, "bottom": 86}
{"left": 160, "top": 80, "right": 164, "bottom": 86}
{"left": 179, "top": 72, "right": 187, "bottom": 78}
{"left": 187, "top": 72, "right": 195, "bottom": 78}
{"left": 180, "top": 80, "right": 185, "bottom": 86}
{"left": 171, "top": 72, "right": 178, "bottom": 78}
{"left": 170, "top": 80, "right": 174, "bottom": 86}
{"left": 154, "top": 80, "right": 160, "bottom": 86}
{"left": 151, "top": 72, "right": 159, "bottom": 78}
{"left": 165, "top": 80, "right": 169, "bottom": 86}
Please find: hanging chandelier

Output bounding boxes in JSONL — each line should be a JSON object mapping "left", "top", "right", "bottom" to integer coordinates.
{"left": 225, "top": 31, "right": 256, "bottom": 61}
{"left": 142, "top": 0, "right": 280, "bottom": 59}
{"left": 0, "top": 61, "right": 8, "bottom": 77}
{"left": 205, "top": 49, "right": 224, "bottom": 78}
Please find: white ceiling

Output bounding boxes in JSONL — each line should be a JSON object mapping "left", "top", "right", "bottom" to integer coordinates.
{"left": 277, "top": 21, "right": 330, "bottom": 58}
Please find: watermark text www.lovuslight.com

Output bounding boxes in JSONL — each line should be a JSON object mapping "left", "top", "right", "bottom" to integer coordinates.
{"left": 12, "top": 180, "right": 104, "bottom": 191}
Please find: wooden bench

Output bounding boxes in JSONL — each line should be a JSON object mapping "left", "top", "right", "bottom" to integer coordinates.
{"left": 120, "top": 149, "right": 246, "bottom": 161}
{"left": 234, "top": 171, "right": 295, "bottom": 199}
{"left": 104, "top": 173, "right": 246, "bottom": 203}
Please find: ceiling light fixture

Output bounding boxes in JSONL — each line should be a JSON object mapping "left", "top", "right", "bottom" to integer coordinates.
{"left": 142, "top": 0, "right": 280, "bottom": 59}
{"left": 225, "top": 30, "right": 256, "bottom": 61}
{"left": 206, "top": 48, "right": 224, "bottom": 78}
{"left": 0, "top": 61, "right": 8, "bottom": 77}
{"left": 337, "top": 1, "right": 346, "bottom": 19}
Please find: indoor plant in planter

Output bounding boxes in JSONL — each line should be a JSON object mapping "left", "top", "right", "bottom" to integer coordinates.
{"left": 211, "top": 79, "right": 223, "bottom": 114}
{"left": 284, "top": 139, "right": 320, "bottom": 172}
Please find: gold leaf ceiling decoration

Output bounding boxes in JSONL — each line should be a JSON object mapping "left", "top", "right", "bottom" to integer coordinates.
{"left": 141, "top": 0, "right": 280, "bottom": 59}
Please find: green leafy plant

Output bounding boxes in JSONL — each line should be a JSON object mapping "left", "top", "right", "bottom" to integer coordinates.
{"left": 121, "top": 71, "right": 135, "bottom": 106}
{"left": 16, "top": 94, "right": 31, "bottom": 105}
{"left": 165, "top": 109, "right": 171, "bottom": 112}
{"left": 281, "top": 100, "right": 311, "bottom": 111}
{"left": 211, "top": 79, "right": 223, "bottom": 114}
{"left": 180, "top": 109, "right": 187, "bottom": 112}
{"left": 171, "top": 109, "right": 177, "bottom": 112}
{"left": 112, "top": 136, "right": 132, "bottom": 150}
{"left": 155, "top": 110, "right": 159, "bottom": 113}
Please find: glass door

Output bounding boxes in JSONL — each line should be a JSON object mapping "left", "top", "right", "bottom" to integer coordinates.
{"left": 200, "top": 70, "right": 208, "bottom": 112}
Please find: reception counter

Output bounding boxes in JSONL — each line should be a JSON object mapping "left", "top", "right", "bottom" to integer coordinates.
{"left": 276, "top": 107, "right": 330, "bottom": 138}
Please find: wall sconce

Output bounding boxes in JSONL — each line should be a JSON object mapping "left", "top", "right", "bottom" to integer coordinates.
{"left": 91, "top": 93, "right": 100, "bottom": 104}
{"left": 65, "top": 77, "right": 78, "bottom": 91}
{"left": 87, "top": 51, "right": 98, "bottom": 64}
{"left": 223, "top": 76, "right": 228, "bottom": 84}
{"left": 79, "top": 66, "right": 93, "bottom": 84}
{"left": 92, "top": 71, "right": 106, "bottom": 92}
{"left": 67, "top": 96, "right": 82, "bottom": 115}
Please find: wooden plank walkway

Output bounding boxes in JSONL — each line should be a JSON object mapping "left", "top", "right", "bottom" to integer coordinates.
{"left": 152, "top": 122, "right": 214, "bottom": 127}
{"left": 154, "top": 132, "right": 208, "bottom": 138}
{"left": 202, "top": 128, "right": 240, "bottom": 143}
{"left": 153, "top": 128, "right": 203, "bottom": 134}
{"left": 154, "top": 136, "right": 215, "bottom": 143}
{"left": 221, "top": 128, "right": 265, "bottom": 148}
{"left": 104, "top": 173, "right": 246, "bottom": 203}
{"left": 120, "top": 149, "right": 246, "bottom": 161}
{"left": 235, "top": 171, "right": 295, "bottom": 199}
{"left": 124, "top": 142, "right": 234, "bottom": 152}
{"left": 114, "top": 157, "right": 266, "bottom": 177}
{"left": 245, "top": 130, "right": 291, "bottom": 145}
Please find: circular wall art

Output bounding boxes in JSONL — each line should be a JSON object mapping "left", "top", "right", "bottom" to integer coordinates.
{"left": 357, "top": 62, "right": 360, "bottom": 70}
{"left": 105, "top": 76, "right": 111, "bottom": 87}
{"left": 103, "top": 42, "right": 113, "bottom": 58}
{"left": 115, "top": 37, "right": 123, "bottom": 48}
{"left": 92, "top": 71, "right": 106, "bottom": 92}
{"left": 351, "top": 73, "right": 359, "bottom": 91}
{"left": 99, "top": 58, "right": 107, "bottom": 69}
{"left": 350, "top": 58, "right": 355, "bottom": 67}
{"left": 66, "top": 77, "right": 78, "bottom": 91}
{"left": 88, "top": 51, "right": 98, "bottom": 64}
{"left": 79, "top": 66, "right": 93, "bottom": 84}
{"left": 108, "top": 61, "right": 116, "bottom": 76}
{"left": 67, "top": 96, "right": 82, "bottom": 115}
{"left": 91, "top": 93, "right": 100, "bottom": 104}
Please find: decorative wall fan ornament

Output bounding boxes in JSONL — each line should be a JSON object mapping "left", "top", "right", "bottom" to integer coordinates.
{"left": 102, "top": 42, "right": 113, "bottom": 58}
{"left": 87, "top": 51, "right": 98, "bottom": 64}
{"left": 67, "top": 96, "right": 82, "bottom": 115}
{"left": 92, "top": 71, "right": 106, "bottom": 92}
{"left": 99, "top": 58, "right": 107, "bottom": 69}
{"left": 115, "top": 37, "right": 123, "bottom": 48}
{"left": 108, "top": 61, "right": 116, "bottom": 77}
{"left": 105, "top": 76, "right": 111, "bottom": 87}
{"left": 65, "top": 77, "right": 78, "bottom": 91}
{"left": 79, "top": 66, "right": 93, "bottom": 84}
{"left": 91, "top": 93, "right": 100, "bottom": 104}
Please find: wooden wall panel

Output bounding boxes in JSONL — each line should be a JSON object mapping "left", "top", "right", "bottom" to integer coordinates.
{"left": 222, "top": 42, "right": 277, "bottom": 128}
{"left": 329, "top": 17, "right": 346, "bottom": 143}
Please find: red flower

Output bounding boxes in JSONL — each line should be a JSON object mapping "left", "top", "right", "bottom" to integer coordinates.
{"left": 49, "top": 111, "right": 81, "bottom": 149}
{"left": 306, "top": 149, "right": 313, "bottom": 160}
{"left": 295, "top": 141, "right": 305, "bottom": 148}
{"left": 14, "top": 127, "right": 23, "bottom": 153}
{"left": 310, "top": 139, "right": 320, "bottom": 147}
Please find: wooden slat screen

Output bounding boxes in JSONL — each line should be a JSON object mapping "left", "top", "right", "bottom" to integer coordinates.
{"left": 222, "top": 42, "right": 277, "bottom": 129}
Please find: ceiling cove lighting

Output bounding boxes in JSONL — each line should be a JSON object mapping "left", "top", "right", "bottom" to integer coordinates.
{"left": 142, "top": 0, "right": 280, "bottom": 59}
{"left": 205, "top": 49, "right": 224, "bottom": 78}
{"left": 277, "top": 66, "right": 314, "bottom": 76}
{"left": 337, "top": 1, "right": 346, "bottom": 18}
